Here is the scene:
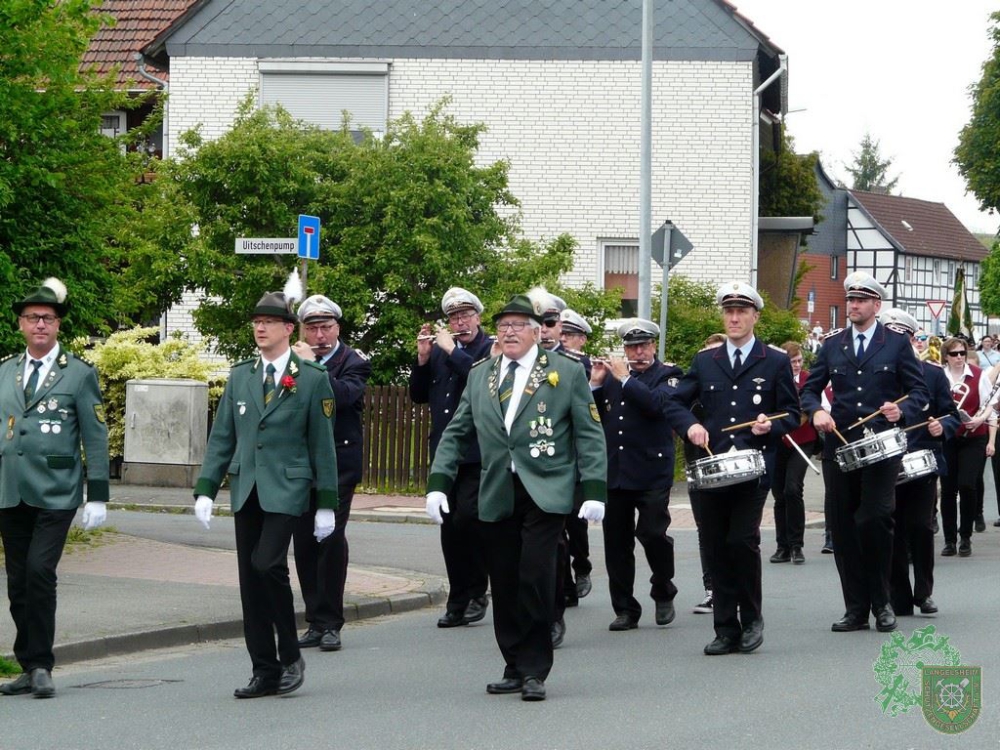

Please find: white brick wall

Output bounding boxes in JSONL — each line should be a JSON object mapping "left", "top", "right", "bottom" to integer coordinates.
{"left": 165, "top": 56, "right": 754, "bottom": 339}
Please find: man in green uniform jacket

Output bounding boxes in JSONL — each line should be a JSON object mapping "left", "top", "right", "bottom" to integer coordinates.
{"left": 0, "top": 278, "right": 109, "bottom": 699}
{"left": 194, "top": 284, "right": 338, "bottom": 699}
{"left": 426, "top": 293, "right": 607, "bottom": 702}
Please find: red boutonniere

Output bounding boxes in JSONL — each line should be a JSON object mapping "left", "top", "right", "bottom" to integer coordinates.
{"left": 281, "top": 375, "right": 297, "bottom": 394}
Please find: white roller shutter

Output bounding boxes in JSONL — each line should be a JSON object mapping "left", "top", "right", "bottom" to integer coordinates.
{"left": 259, "top": 61, "right": 388, "bottom": 132}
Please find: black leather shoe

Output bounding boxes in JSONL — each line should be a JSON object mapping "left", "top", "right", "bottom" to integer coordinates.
{"left": 875, "top": 605, "right": 897, "bottom": 633}
{"left": 521, "top": 677, "right": 546, "bottom": 702}
{"left": 486, "top": 677, "right": 523, "bottom": 694}
{"left": 234, "top": 676, "right": 278, "bottom": 699}
{"left": 298, "top": 627, "right": 323, "bottom": 648}
{"left": 704, "top": 635, "right": 739, "bottom": 655}
{"left": 791, "top": 546, "right": 805, "bottom": 564}
{"left": 769, "top": 548, "right": 790, "bottom": 563}
{"left": 993, "top": 518, "right": 1000, "bottom": 528}
{"left": 437, "top": 610, "right": 466, "bottom": 628}
{"left": 550, "top": 618, "right": 566, "bottom": 648}
{"left": 958, "top": 538, "right": 972, "bottom": 557}
{"left": 831, "top": 614, "right": 870, "bottom": 632}
{"left": 29, "top": 669, "right": 54, "bottom": 699}
{"left": 916, "top": 597, "right": 938, "bottom": 614}
{"left": 575, "top": 573, "right": 592, "bottom": 599}
{"left": 654, "top": 600, "right": 676, "bottom": 626}
{"left": 821, "top": 538, "right": 834, "bottom": 554}
{"left": 463, "top": 596, "right": 489, "bottom": 624}
{"left": 608, "top": 614, "right": 639, "bottom": 631}
{"left": 564, "top": 594, "right": 579, "bottom": 608}
{"left": 739, "top": 620, "right": 764, "bottom": 653}
{"left": 277, "top": 657, "right": 305, "bottom": 695}
{"left": 941, "top": 542, "right": 957, "bottom": 557}
{"left": 975, "top": 515, "right": 986, "bottom": 533}
{"left": 0, "top": 672, "right": 32, "bottom": 696}
{"left": 319, "top": 629, "right": 342, "bottom": 651}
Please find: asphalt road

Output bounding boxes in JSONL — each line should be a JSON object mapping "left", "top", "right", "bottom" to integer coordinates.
{"left": 2, "top": 512, "right": 998, "bottom": 749}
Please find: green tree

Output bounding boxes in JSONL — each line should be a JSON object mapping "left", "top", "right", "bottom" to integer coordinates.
{"left": 979, "top": 241, "right": 1000, "bottom": 316}
{"left": 956, "top": 12, "right": 1000, "bottom": 214}
{"left": 759, "top": 129, "right": 824, "bottom": 221}
{"left": 0, "top": 0, "right": 146, "bottom": 351}
{"left": 164, "top": 100, "right": 618, "bottom": 382}
{"left": 845, "top": 133, "right": 899, "bottom": 193}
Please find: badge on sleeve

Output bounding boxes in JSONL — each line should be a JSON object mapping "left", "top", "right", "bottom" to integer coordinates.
{"left": 322, "top": 399, "right": 335, "bottom": 418}
{"left": 93, "top": 404, "right": 106, "bottom": 424}
{"left": 590, "top": 403, "right": 601, "bottom": 422}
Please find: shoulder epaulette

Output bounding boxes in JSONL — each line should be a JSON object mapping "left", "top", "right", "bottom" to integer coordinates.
{"left": 232, "top": 357, "right": 255, "bottom": 368}
{"left": 823, "top": 327, "right": 844, "bottom": 340}
{"left": 556, "top": 349, "right": 582, "bottom": 361}
{"left": 471, "top": 355, "right": 495, "bottom": 368}
{"left": 767, "top": 344, "right": 787, "bottom": 353}
{"left": 0, "top": 353, "right": 17, "bottom": 364}
{"left": 302, "top": 359, "right": 325, "bottom": 370}
{"left": 64, "top": 351, "right": 95, "bottom": 368}
{"left": 663, "top": 361, "right": 676, "bottom": 367}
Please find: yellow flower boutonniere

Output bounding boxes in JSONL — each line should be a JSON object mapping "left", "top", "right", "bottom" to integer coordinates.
{"left": 547, "top": 371, "right": 559, "bottom": 387}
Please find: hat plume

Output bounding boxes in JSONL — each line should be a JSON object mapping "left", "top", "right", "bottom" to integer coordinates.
{"left": 42, "top": 277, "right": 67, "bottom": 303}
{"left": 283, "top": 269, "right": 303, "bottom": 305}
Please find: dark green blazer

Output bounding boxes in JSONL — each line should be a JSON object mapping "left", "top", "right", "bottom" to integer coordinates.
{"left": 195, "top": 352, "right": 339, "bottom": 515}
{"left": 427, "top": 348, "right": 607, "bottom": 521}
{"left": 0, "top": 347, "right": 109, "bottom": 510}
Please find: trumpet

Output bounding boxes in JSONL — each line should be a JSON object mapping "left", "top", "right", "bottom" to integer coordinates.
{"left": 951, "top": 382, "right": 973, "bottom": 423}
{"left": 417, "top": 332, "right": 460, "bottom": 341}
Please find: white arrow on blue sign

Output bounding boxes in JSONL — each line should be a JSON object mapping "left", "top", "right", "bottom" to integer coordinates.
{"left": 298, "top": 215, "right": 321, "bottom": 260}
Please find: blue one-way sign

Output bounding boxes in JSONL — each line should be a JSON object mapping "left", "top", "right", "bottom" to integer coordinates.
{"left": 298, "top": 215, "right": 321, "bottom": 260}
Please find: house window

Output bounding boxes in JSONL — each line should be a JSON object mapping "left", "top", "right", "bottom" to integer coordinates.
{"left": 259, "top": 61, "right": 389, "bottom": 135}
{"left": 904, "top": 256, "right": 912, "bottom": 282}
{"left": 830, "top": 255, "right": 838, "bottom": 280}
{"left": 829, "top": 305, "right": 839, "bottom": 330}
{"left": 602, "top": 241, "right": 639, "bottom": 317}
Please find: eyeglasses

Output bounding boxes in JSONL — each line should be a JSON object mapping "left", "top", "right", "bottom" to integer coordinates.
{"left": 541, "top": 318, "right": 559, "bottom": 328}
{"left": 304, "top": 323, "right": 337, "bottom": 333}
{"left": 496, "top": 321, "right": 531, "bottom": 332}
{"left": 251, "top": 318, "right": 287, "bottom": 328}
{"left": 20, "top": 314, "right": 59, "bottom": 325}
{"left": 946, "top": 351, "right": 967, "bottom": 358}
{"left": 446, "top": 311, "right": 477, "bottom": 324}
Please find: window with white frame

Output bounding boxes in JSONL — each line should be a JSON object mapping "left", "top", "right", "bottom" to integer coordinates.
{"left": 904, "top": 255, "right": 912, "bottom": 282}
{"left": 602, "top": 240, "right": 639, "bottom": 318}
{"left": 829, "top": 255, "right": 838, "bottom": 280}
{"left": 259, "top": 61, "right": 388, "bottom": 135}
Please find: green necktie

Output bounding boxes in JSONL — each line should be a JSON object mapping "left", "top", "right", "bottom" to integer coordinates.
{"left": 499, "top": 361, "right": 518, "bottom": 416}
{"left": 264, "top": 363, "right": 276, "bottom": 405}
{"left": 24, "top": 359, "right": 42, "bottom": 402}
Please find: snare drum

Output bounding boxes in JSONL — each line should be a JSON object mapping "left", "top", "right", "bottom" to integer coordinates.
{"left": 686, "top": 449, "right": 765, "bottom": 490}
{"left": 896, "top": 449, "right": 937, "bottom": 485}
{"left": 835, "top": 428, "right": 907, "bottom": 472}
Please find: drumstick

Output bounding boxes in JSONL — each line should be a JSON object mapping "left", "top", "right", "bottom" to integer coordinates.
{"left": 844, "top": 395, "right": 910, "bottom": 432}
{"left": 785, "top": 434, "right": 821, "bottom": 475}
{"left": 903, "top": 414, "right": 956, "bottom": 433}
{"left": 720, "top": 413, "right": 790, "bottom": 432}
{"left": 831, "top": 427, "right": 849, "bottom": 446}
{"left": 703, "top": 443, "right": 714, "bottom": 457}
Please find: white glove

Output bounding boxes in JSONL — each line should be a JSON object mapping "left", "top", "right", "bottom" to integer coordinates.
{"left": 194, "top": 495, "right": 213, "bottom": 530}
{"left": 80, "top": 501, "right": 107, "bottom": 531}
{"left": 578, "top": 500, "right": 605, "bottom": 523}
{"left": 314, "top": 508, "right": 336, "bottom": 542}
{"left": 425, "top": 491, "right": 450, "bottom": 524}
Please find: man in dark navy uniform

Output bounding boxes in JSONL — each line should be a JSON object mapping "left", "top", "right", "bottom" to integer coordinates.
{"left": 591, "top": 318, "right": 684, "bottom": 632}
{"left": 880, "top": 308, "right": 957, "bottom": 619}
{"left": 671, "top": 282, "right": 800, "bottom": 656}
{"left": 292, "top": 295, "right": 372, "bottom": 652}
{"left": 410, "top": 287, "right": 494, "bottom": 628}
{"left": 800, "top": 272, "right": 928, "bottom": 634}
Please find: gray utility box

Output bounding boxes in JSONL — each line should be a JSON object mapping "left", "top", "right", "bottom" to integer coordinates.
{"left": 123, "top": 378, "right": 209, "bottom": 487}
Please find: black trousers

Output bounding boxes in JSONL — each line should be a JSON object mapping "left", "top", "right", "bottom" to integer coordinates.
{"left": 771, "top": 441, "right": 813, "bottom": 550}
{"left": 480, "top": 474, "right": 565, "bottom": 682}
{"left": 826, "top": 456, "right": 898, "bottom": 618}
{"left": 602, "top": 487, "right": 677, "bottom": 620}
{"left": 941, "top": 435, "right": 988, "bottom": 543}
{"left": 891, "top": 474, "right": 936, "bottom": 614}
{"left": 234, "top": 489, "right": 301, "bottom": 681}
{"left": 687, "top": 486, "right": 712, "bottom": 590}
{"left": 0, "top": 502, "right": 75, "bottom": 672}
{"left": 554, "top": 484, "right": 589, "bottom": 619}
{"left": 440, "top": 463, "right": 489, "bottom": 615}
{"left": 699, "top": 480, "right": 767, "bottom": 640}
{"left": 293, "top": 484, "right": 356, "bottom": 632}
{"left": 991, "top": 450, "right": 1000, "bottom": 517}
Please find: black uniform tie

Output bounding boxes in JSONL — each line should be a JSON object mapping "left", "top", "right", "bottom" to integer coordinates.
{"left": 24, "top": 359, "right": 42, "bottom": 402}
{"left": 856, "top": 333, "right": 866, "bottom": 359}
{"left": 732, "top": 349, "right": 742, "bottom": 374}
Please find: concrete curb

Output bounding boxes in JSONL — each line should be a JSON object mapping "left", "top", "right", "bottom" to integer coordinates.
{"left": 105, "top": 503, "right": 436, "bottom": 526}
{"left": 26, "top": 581, "right": 448, "bottom": 667}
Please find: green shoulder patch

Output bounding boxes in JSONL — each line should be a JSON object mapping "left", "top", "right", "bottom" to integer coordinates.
{"left": 94, "top": 404, "right": 106, "bottom": 423}
{"left": 590, "top": 403, "right": 601, "bottom": 422}
{"left": 322, "top": 398, "right": 335, "bottom": 418}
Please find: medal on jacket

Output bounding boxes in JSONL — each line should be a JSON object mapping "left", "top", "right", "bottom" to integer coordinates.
{"left": 529, "top": 439, "right": 555, "bottom": 458}
{"left": 6, "top": 415, "right": 13, "bottom": 441}
{"left": 237, "top": 400, "right": 247, "bottom": 415}
{"left": 40, "top": 420, "right": 51, "bottom": 434}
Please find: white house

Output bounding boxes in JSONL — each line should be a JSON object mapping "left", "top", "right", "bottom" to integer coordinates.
{"left": 143, "top": 0, "right": 787, "bottom": 338}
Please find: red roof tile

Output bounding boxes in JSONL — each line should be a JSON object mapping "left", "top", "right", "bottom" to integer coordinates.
{"left": 81, "top": 0, "right": 198, "bottom": 88}
{"left": 849, "top": 190, "right": 988, "bottom": 263}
